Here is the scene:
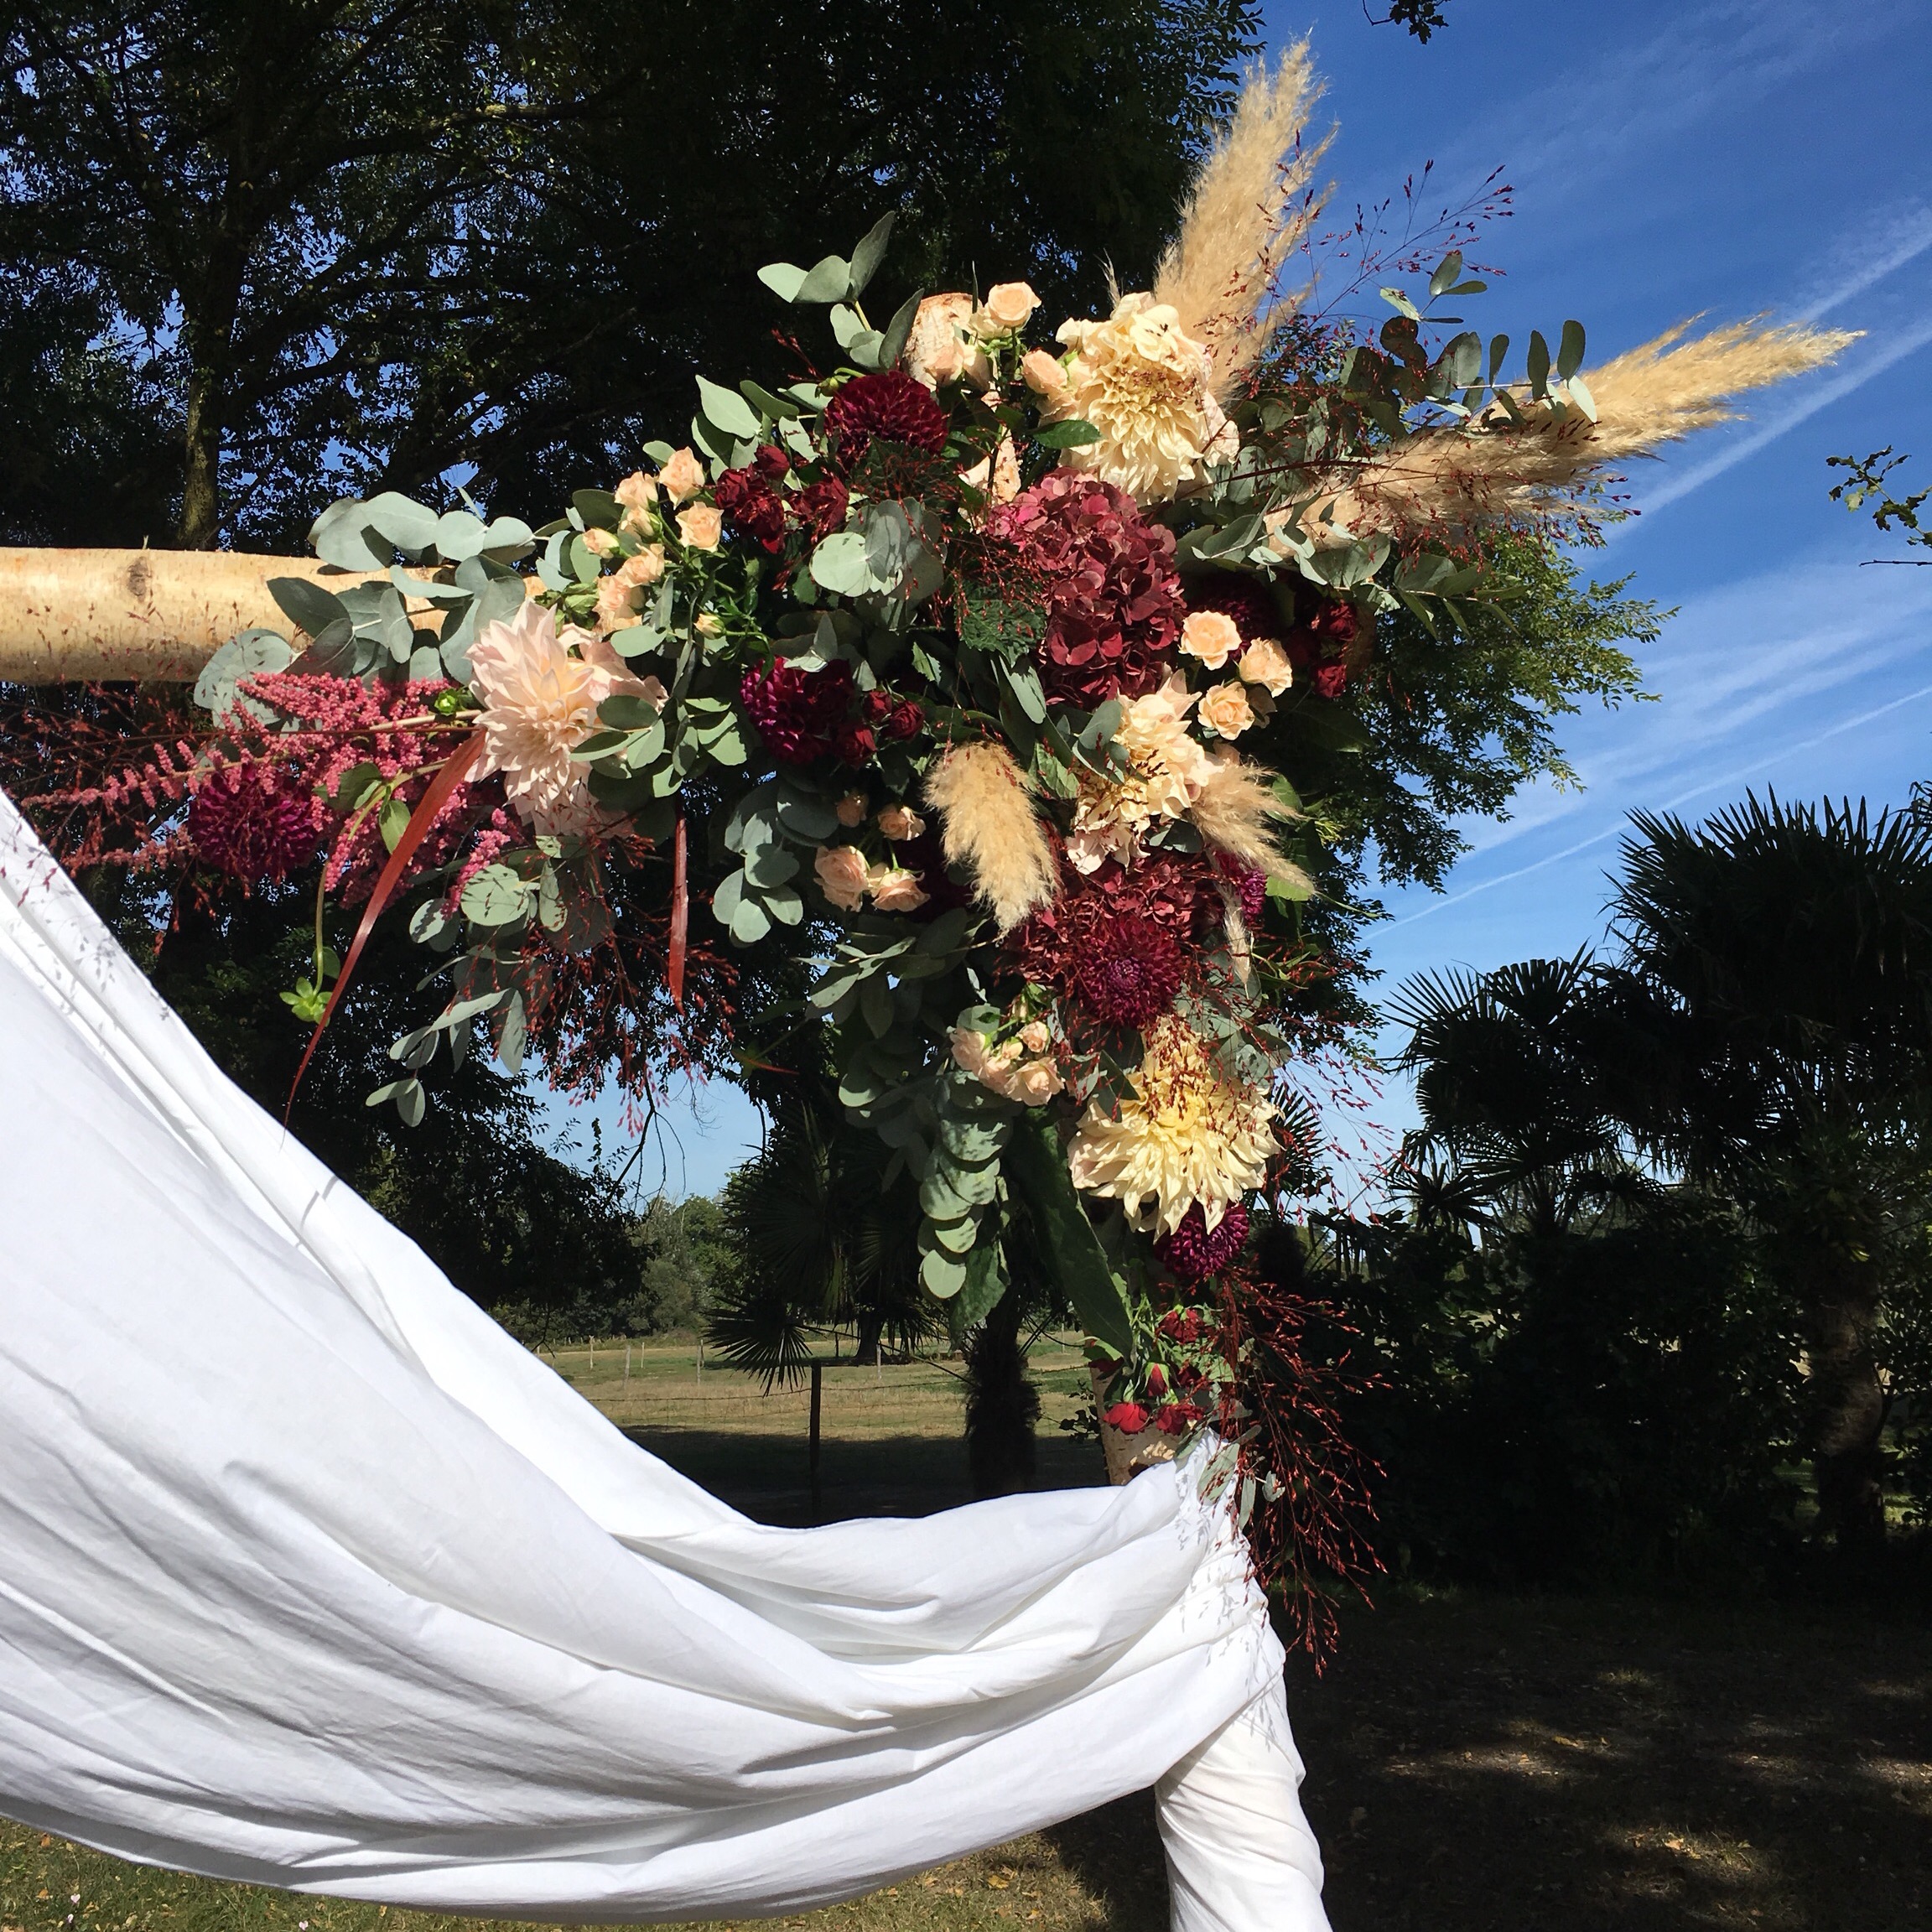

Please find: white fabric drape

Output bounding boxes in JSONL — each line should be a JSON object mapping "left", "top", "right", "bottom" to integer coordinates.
{"left": 0, "top": 791, "right": 1329, "bottom": 1930}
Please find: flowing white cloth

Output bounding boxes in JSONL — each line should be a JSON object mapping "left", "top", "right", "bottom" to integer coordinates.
{"left": 0, "top": 791, "right": 1329, "bottom": 1930}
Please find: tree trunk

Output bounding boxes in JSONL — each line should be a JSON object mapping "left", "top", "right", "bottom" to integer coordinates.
{"left": 963, "top": 1291, "right": 1039, "bottom": 1498}
{"left": 179, "top": 359, "right": 225, "bottom": 551}
{"left": 851, "top": 1306, "right": 883, "bottom": 1367}
{"left": 1805, "top": 1260, "right": 1888, "bottom": 1554}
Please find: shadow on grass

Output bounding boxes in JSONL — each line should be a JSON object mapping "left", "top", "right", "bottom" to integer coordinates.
{"left": 1041, "top": 1790, "right": 1169, "bottom": 1932}
{"left": 1288, "top": 1590, "right": 1932, "bottom": 1932}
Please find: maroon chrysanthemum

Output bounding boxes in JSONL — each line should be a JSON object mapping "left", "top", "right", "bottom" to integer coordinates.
{"left": 821, "top": 370, "right": 948, "bottom": 472}
{"left": 1154, "top": 1201, "right": 1252, "bottom": 1283}
{"left": 188, "top": 761, "right": 323, "bottom": 882}
{"left": 740, "top": 658, "right": 856, "bottom": 765}
{"left": 1071, "top": 911, "right": 1185, "bottom": 1026}
{"left": 985, "top": 470, "right": 1184, "bottom": 709}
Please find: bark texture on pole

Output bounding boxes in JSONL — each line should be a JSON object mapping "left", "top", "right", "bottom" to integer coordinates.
{"left": 0, "top": 548, "right": 400, "bottom": 683}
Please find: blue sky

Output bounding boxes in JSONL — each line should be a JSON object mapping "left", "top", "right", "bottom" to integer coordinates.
{"left": 553, "top": 0, "right": 1932, "bottom": 1199}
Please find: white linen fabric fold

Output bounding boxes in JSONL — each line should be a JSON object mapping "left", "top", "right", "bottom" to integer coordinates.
{"left": 0, "top": 791, "right": 1329, "bottom": 1931}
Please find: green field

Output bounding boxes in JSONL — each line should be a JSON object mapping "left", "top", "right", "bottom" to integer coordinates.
{"left": 4, "top": 1348, "right": 1927, "bottom": 1930}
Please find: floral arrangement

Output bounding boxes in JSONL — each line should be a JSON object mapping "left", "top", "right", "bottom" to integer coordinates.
{"left": 23, "top": 49, "right": 1851, "bottom": 1644}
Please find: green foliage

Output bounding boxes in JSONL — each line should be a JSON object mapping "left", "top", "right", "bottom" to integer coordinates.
{"left": 1287, "top": 1204, "right": 1805, "bottom": 1587}
{"left": 1828, "top": 446, "right": 1930, "bottom": 563}
{"left": 0, "top": 0, "right": 1260, "bottom": 548}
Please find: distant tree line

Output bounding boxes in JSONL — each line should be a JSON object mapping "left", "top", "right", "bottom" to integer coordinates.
{"left": 1285, "top": 794, "right": 1932, "bottom": 1586}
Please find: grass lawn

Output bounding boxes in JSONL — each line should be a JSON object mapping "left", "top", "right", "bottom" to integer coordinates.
{"left": 5, "top": 1344, "right": 1927, "bottom": 1929}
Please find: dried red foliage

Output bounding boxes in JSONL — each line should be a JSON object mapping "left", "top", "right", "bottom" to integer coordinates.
{"left": 1211, "top": 1261, "right": 1383, "bottom": 1666}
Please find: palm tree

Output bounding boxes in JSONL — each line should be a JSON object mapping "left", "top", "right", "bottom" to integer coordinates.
{"left": 1388, "top": 949, "right": 1654, "bottom": 1239}
{"left": 1609, "top": 794, "right": 1932, "bottom": 1553}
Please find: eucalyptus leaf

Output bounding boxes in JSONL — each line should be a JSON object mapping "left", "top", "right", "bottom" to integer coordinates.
{"left": 848, "top": 212, "right": 895, "bottom": 299}
{"left": 696, "top": 376, "right": 761, "bottom": 440}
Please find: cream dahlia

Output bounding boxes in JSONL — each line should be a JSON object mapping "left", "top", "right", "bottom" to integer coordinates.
{"left": 468, "top": 600, "right": 665, "bottom": 833}
{"left": 1046, "top": 293, "right": 1214, "bottom": 503}
{"left": 1067, "top": 1019, "right": 1276, "bottom": 1238}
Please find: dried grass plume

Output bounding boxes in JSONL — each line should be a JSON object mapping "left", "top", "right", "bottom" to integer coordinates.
{"left": 1152, "top": 44, "right": 1331, "bottom": 397}
{"left": 1191, "top": 753, "right": 1311, "bottom": 894}
{"left": 923, "top": 740, "right": 1058, "bottom": 932}
{"left": 1313, "top": 318, "right": 1857, "bottom": 543}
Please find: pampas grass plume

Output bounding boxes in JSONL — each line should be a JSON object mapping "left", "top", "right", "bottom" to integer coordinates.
{"left": 1326, "top": 317, "right": 1857, "bottom": 540}
{"left": 1152, "top": 44, "right": 1330, "bottom": 395}
{"left": 1192, "top": 754, "right": 1311, "bottom": 894}
{"left": 923, "top": 740, "right": 1058, "bottom": 933}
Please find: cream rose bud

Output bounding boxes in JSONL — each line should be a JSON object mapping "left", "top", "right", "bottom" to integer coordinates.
{"left": 1198, "top": 679, "right": 1256, "bottom": 740}
{"left": 582, "top": 527, "right": 620, "bottom": 556}
{"left": 657, "top": 447, "right": 705, "bottom": 502}
{"left": 1019, "top": 1020, "right": 1052, "bottom": 1054}
{"left": 866, "top": 863, "right": 930, "bottom": 913}
{"left": 1238, "top": 636, "right": 1294, "bottom": 697}
{"left": 978, "top": 282, "right": 1041, "bottom": 332}
{"left": 613, "top": 470, "right": 657, "bottom": 522}
{"left": 1014, "top": 1058, "right": 1062, "bottom": 1106}
{"left": 876, "top": 803, "right": 925, "bottom": 842}
{"left": 949, "top": 1026, "right": 995, "bottom": 1078}
{"left": 834, "top": 792, "right": 869, "bottom": 828}
{"left": 695, "top": 611, "right": 723, "bottom": 637}
{"left": 676, "top": 504, "right": 723, "bottom": 550}
{"left": 814, "top": 844, "right": 870, "bottom": 911}
{"left": 1021, "top": 348, "right": 1068, "bottom": 397}
{"left": 1180, "top": 610, "right": 1241, "bottom": 671}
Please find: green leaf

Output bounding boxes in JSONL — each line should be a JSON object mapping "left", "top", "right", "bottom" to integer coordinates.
{"left": 1526, "top": 329, "right": 1552, "bottom": 399}
{"left": 696, "top": 376, "right": 762, "bottom": 441}
{"left": 192, "top": 628, "right": 293, "bottom": 720}
{"left": 1034, "top": 418, "right": 1102, "bottom": 449}
{"left": 757, "top": 261, "right": 809, "bottom": 303}
{"left": 267, "top": 575, "right": 351, "bottom": 641}
{"left": 809, "top": 530, "right": 877, "bottom": 597}
{"left": 1428, "top": 252, "right": 1463, "bottom": 299}
{"left": 953, "top": 1236, "right": 1009, "bottom": 1327}
{"left": 920, "top": 1244, "right": 969, "bottom": 1298}
{"left": 878, "top": 290, "right": 922, "bottom": 371}
{"left": 377, "top": 795, "right": 410, "bottom": 853}
{"left": 599, "top": 693, "right": 663, "bottom": 730}
{"left": 1556, "top": 319, "right": 1587, "bottom": 382}
{"left": 496, "top": 993, "right": 527, "bottom": 1075}
{"left": 1379, "top": 286, "right": 1421, "bottom": 322}
{"left": 1488, "top": 334, "right": 1511, "bottom": 384}
{"left": 1003, "top": 1113, "right": 1133, "bottom": 1358}
{"left": 794, "top": 253, "right": 853, "bottom": 304}
{"left": 460, "top": 863, "right": 534, "bottom": 927}
{"left": 848, "top": 212, "right": 895, "bottom": 299}
{"left": 729, "top": 896, "right": 771, "bottom": 944}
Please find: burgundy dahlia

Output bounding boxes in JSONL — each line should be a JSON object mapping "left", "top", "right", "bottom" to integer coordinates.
{"left": 821, "top": 370, "right": 948, "bottom": 471}
{"left": 189, "top": 762, "right": 322, "bottom": 883}
{"left": 1071, "top": 911, "right": 1185, "bottom": 1026}
{"left": 1154, "top": 1201, "right": 1252, "bottom": 1283}
{"left": 740, "top": 658, "right": 856, "bottom": 765}
{"left": 985, "top": 471, "right": 1184, "bottom": 709}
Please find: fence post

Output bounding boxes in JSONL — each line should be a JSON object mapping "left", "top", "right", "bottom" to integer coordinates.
{"left": 809, "top": 1359, "right": 823, "bottom": 1523}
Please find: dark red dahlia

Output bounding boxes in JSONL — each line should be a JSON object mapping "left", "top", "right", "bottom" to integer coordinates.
{"left": 1154, "top": 1201, "right": 1252, "bottom": 1282}
{"left": 1010, "top": 849, "right": 1220, "bottom": 1006}
{"left": 821, "top": 370, "right": 948, "bottom": 472}
{"left": 713, "top": 454, "right": 789, "bottom": 554}
{"left": 740, "top": 658, "right": 856, "bottom": 765}
{"left": 985, "top": 470, "right": 1184, "bottom": 709}
{"left": 1071, "top": 911, "right": 1185, "bottom": 1026}
{"left": 189, "top": 762, "right": 322, "bottom": 882}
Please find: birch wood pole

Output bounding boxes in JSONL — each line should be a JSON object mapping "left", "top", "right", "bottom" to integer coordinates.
{"left": 0, "top": 548, "right": 479, "bottom": 683}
